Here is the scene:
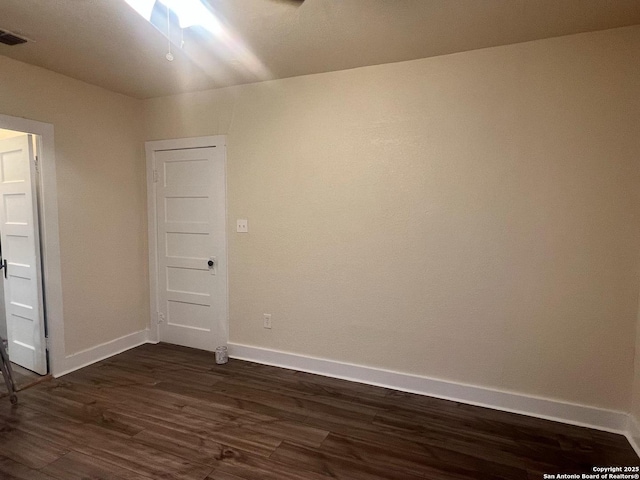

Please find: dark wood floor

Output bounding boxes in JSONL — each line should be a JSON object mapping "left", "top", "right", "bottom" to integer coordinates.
{"left": 0, "top": 343, "right": 636, "bottom": 479}
{"left": 0, "top": 362, "right": 49, "bottom": 398}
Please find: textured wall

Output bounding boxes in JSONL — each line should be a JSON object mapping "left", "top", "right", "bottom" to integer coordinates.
{"left": 0, "top": 56, "right": 149, "bottom": 355}
{"left": 147, "top": 26, "right": 640, "bottom": 411}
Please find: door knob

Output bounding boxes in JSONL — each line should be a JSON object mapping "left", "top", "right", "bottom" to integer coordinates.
{"left": 208, "top": 259, "right": 214, "bottom": 267}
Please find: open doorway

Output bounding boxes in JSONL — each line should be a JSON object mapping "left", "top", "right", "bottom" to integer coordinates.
{"left": 0, "top": 115, "right": 64, "bottom": 385}
{"left": 0, "top": 128, "right": 48, "bottom": 393}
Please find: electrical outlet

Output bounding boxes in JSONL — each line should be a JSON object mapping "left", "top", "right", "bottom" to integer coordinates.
{"left": 237, "top": 219, "right": 248, "bottom": 233}
{"left": 263, "top": 313, "right": 272, "bottom": 329}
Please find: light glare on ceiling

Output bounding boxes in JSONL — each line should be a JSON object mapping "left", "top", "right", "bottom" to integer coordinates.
{"left": 123, "top": 0, "right": 271, "bottom": 83}
{"left": 123, "top": 0, "right": 221, "bottom": 34}
{"left": 123, "top": 0, "right": 155, "bottom": 22}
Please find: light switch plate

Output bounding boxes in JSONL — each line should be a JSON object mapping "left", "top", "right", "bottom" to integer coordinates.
{"left": 237, "top": 219, "right": 248, "bottom": 233}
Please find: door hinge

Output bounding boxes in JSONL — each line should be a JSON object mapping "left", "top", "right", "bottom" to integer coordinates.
{"left": 45, "top": 336, "right": 50, "bottom": 350}
{"left": 157, "top": 312, "right": 165, "bottom": 324}
{"left": 153, "top": 170, "right": 159, "bottom": 183}
{"left": 34, "top": 155, "right": 39, "bottom": 173}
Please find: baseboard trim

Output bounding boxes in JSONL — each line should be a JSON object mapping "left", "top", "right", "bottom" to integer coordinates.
{"left": 50, "top": 337, "right": 637, "bottom": 450}
{"left": 229, "top": 343, "right": 628, "bottom": 435}
{"left": 56, "top": 329, "right": 150, "bottom": 377}
{"left": 626, "top": 416, "right": 640, "bottom": 458}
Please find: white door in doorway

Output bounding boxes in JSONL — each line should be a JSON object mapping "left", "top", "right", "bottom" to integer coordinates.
{"left": 0, "top": 135, "right": 47, "bottom": 374}
{"left": 154, "top": 144, "right": 227, "bottom": 351}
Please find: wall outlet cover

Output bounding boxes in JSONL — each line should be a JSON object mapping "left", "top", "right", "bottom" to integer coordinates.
{"left": 237, "top": 219, "right": 248, "bottom": 233}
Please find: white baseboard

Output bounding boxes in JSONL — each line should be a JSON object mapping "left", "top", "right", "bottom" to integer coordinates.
{"left": 626, "top": 416, "right": 640, "bottom": 458}
{"left": 229, "top": 343, "right": 629, "bottom": 436}
{"left": 50, "top": 336, "right": 638, "bottom": 453}
{"left": 56, "top": 329, "right": 150, "bottom": 377}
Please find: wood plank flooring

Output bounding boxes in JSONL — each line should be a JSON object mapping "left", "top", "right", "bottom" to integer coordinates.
{"left": 0, "top": 342, "right": 636, "bottom": 479}
{"left": 0, "top": 362, "right": 50, "bottom": 398}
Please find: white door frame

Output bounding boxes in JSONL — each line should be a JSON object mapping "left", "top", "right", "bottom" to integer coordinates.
{"left": 0, "top": 114, "right": 65, "bottom": 376}
{"left": 145, "top": 136, "right": 228, "bottom": 345}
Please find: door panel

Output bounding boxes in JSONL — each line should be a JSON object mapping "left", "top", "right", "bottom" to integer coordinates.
{"left": 0, "top": 135, "right": 47, "bottom": 374}
{"left": 156, "top": 146, "right": 227, "bottom": 351}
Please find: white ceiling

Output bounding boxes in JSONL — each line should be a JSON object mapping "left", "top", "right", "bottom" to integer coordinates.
{"left": 1, "top": 0, "right": 639, "bottom": 99}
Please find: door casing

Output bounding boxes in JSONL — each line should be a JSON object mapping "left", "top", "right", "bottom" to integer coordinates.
{"left": 145, "top": 136, "right": 229, "bottom": 346}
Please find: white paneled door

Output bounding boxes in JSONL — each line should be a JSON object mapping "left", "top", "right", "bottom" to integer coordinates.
{"left": 0, "top": 135, "right": 47, "bottom": 374}
{"left": 155, "top": 145, "right": 227, "bottom": 351}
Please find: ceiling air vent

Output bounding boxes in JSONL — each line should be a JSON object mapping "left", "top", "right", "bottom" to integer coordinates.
{"left": 0, "top": 29, "right": 28, "bottom": 46}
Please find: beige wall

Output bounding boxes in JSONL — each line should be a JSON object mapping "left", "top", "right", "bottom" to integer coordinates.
{"left": 0, "top": 55, "right": 149, "bottom": 354}
{"left": 146, "top": 26, "right": 640, "bottom": 411}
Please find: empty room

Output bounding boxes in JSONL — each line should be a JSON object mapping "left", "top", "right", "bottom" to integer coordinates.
{"left": 0, "top": 0, "right": 640, "bottom": 478}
